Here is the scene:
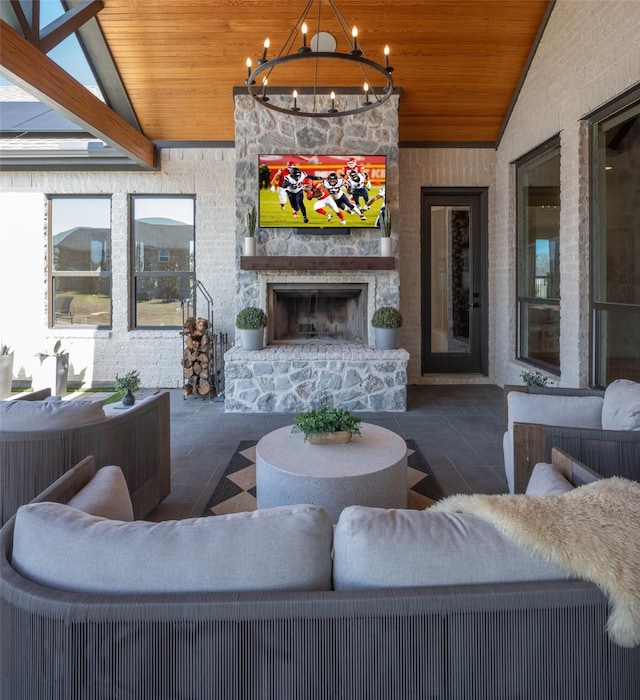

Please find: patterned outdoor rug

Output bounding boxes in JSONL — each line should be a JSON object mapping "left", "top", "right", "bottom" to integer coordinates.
{"left": 203, "top": 439, "right": 445, "bottom": 516}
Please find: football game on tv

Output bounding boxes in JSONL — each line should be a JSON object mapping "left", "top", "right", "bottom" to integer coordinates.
{"left": 258, "top": 154, "right": 386, "bottom": 231}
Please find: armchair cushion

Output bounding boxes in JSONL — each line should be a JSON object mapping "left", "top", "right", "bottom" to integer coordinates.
{"left": 507, "top": 392, "right": 604, "bottom": 431}
{"left": 602, "top": 380, "right": 640, "bottom": 431}
{"left": 0, "top": 399, "right": 105, "bottom": 431}
{"left": 67, "top": 466, "right": 134, "bottom": 521}
{"left": 526, "top": 462, "right": 574, "bottom": 495}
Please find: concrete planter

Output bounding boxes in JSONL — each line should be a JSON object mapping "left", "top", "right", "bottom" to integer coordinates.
{"left": 33, "top": 354, "right": 69, "bottom": 396}
{"left": 380, "top": 237, "right": 392, "bottom": 257}
{"left": 239, "top": 328, "right": 264, "bottom": 351}
{"left": 374, "top": 327, "right": 399, "bottom": 350}
{"left": 0, "top": 354, "right": 14, "bottom": 399}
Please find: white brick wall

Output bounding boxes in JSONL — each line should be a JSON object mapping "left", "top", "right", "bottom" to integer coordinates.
{"left": 494, "top": 0, "right": 640, "bottom": 388}
{"left": 0, "top": 149, "right": 237, "bottom": 388}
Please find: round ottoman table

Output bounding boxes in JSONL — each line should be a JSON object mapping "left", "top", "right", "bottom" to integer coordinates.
{"left": 256, "top": 422, "right": 407, "bottom": 522}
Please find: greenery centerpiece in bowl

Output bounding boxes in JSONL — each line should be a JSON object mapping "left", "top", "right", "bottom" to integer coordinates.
{"left": 115, "top": 369, "right": 141, "bottom": 406}
{"left": 236, "top": 306, "right": 267, "bottom": 351}
{"left": 292, "top": 404, "right": 362, "bottom": 444}
{"left": 371, "top": 306, "right": 403, "bottom": 350}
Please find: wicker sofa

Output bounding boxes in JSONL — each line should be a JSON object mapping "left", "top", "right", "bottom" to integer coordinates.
{"left": 0, "top": 390, "right": 170, "bottom": 524}
{"left": 2, "top": 452, "right": 639, "bottom": 700}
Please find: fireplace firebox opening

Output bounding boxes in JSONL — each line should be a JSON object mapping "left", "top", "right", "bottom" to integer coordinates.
{"left": 268, "top": 283, "right": 368, "bottom": 343}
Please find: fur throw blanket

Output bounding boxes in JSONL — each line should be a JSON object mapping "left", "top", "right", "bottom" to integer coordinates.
{"left": 431, "top": 477, "right": 640, "bottom": 647}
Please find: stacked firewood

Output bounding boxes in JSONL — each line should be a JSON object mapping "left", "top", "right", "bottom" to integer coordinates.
{"left": 182, "top": 316, "right": 212, "bottom": 396}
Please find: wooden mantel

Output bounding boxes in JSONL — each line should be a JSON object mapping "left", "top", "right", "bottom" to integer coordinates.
{"left": 240, "top": 256, "right": 395, "bottom": 271}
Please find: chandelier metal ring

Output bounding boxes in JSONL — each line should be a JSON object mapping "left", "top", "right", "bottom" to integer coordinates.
{"left": 247, "top": 51, "right": 394, "bottom": 118}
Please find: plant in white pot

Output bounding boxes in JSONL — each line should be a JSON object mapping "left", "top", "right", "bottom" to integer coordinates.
{"left": 371, "top": 306, "right": 403, "bottom": 350}
{"left": 0, "top": 343, "right": 14, "bottom": 399}
{"left": 236, "top": 306, "right": 267, "bottom": 351}
{"left": 115, "top": 369, "right": 142, "bottom": 406}
{"left": 379, "top": 207, "right": 392, "bottom": 257}
{"left": 34, "top": 340, "right": 69, "bottom": 396}
{"left": 244, "top": 205, "right": 257, "bottom": 256}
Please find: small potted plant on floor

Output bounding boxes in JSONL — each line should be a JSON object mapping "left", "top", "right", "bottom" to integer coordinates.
{"left": 34, "top": 340, "right": 69, "bottom": 396}
{"left": 244, "top": 205, "right": 257, "bottom": 256}
{"left": 236, "top": 306, "right": 267, "bottom": 351}
{"left": 292, "top": 403, "right": 362, "bottom": 444}
{"left": 0, "top": 343, "right": 14, "bottom": 399}
{"left": 115, "top": 369, "right": 141, "bottom": 406}
{"left": 371, "top": 306, "right": 403, "bottom": 350}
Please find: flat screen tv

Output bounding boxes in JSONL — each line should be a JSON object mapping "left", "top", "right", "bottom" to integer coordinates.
{"left": 258, "top": 154, "right": 386, "bottom": 233}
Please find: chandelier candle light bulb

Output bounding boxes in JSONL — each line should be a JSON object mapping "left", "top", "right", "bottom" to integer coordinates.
{"left": 246, "top": 57, "right": 252, "bottom": 81}
{"left": 363, "top": 82, "right": 370, "bottom": 104}
{"left": 292, "top": 89, "right": 299, "bottom": 111}
{"left": 330, "top": 91, "right": 337, "bottom": 113}
{"left": 384, "top": 45, "right": 390, "bottom": 67}
{"left": 351, "top": 26, "right": 358, "bottom": 53}
{"left": 300, "top": 22, "right": 310, "bottom": 51}
{"left": 260, "top": 38, "right": 270, "bottom": 63}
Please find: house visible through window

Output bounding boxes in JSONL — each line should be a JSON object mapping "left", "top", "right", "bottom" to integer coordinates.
{"left": 49, "top": 196, "right": 112, "bottom": 327}
{"left": 591, "top": 93, "right": 640, "bottom": 386}
{"left": 515, "top": 138, "right": 561, "bottom": 372}
{"left": 131, "top": 196, "right": 195, "bottom": 328}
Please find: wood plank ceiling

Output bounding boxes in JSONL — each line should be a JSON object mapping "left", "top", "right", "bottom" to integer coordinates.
{"left": 94, "top": 0, "right": 551, "bottom": 145}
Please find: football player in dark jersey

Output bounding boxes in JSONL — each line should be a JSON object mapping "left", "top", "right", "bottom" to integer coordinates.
{"left": 323, "top": 172, "right": 366, "bottom": 220}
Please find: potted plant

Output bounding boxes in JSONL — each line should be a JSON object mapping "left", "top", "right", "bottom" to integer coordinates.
{"left": 379, "top": 207, "right": 392, "bottom": 257}
{"left": 292, "top": 404, "right": 362, "bottom": 444}
{"left": 115, "top": 370, "right": 142, "bottom": 406}
{"left": 236, "top": 306, "right": 267, "bottom": 351}
{"left": 371, "top": 306, "right": 403, "bottom": 350}
{"left": 0, "top": 343, "right": 14, "bottom": 399}
{"left": 520, "top": 369, "right": 553, "bottom": 387}
{"left": 34, "top": 340, "right": 69, "bottom": 396}
{"left": 244, "top": 205, "right": 257, "bottom": 256}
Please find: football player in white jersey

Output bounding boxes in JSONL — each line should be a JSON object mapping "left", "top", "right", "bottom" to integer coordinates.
{"left": 323, "top": 172, "right": 366, "bottom": 220}
{"left": 303, "top": 179, "right": 347, "bottom": 225}
{"left": 345, "top": 168, "right": 370, "bottom": 211}
{"left": 283, "top": 167, "right": 310, "bottom": 223}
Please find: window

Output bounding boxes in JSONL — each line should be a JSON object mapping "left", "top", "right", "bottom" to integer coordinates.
{"left": 131, "top": 196, "right": 195, "bottom": 328}
{"left": 49, "top": 196, "right": 111, "bottom": 327}
{"left": 515, "top": 139, "right": 561, "bottom": 372}
{"left": 591, "top": 92, "right": 640, "bottom": 386}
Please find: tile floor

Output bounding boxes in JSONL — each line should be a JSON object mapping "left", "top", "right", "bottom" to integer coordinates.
{"left": 148, "top": 383, "right": 508, "bottom": 521}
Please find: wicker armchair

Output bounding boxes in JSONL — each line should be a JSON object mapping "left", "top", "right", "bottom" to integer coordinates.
{"left": 504, "top": 384, "right": 640, "bottom": 493}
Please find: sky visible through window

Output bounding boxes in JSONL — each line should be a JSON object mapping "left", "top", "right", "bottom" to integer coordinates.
{"left": 1, "top": 0, "right": 98, "bottom": 87}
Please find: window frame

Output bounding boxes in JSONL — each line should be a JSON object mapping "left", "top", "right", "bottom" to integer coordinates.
{"left": 588, "top": 86, "right": 640, "bottom": 388}
{"left": 129, "top": 194, "right": 196, "bottom": 330}
{"left": 47, "top": 194, "right": 112, "bottom": 329}
{"left": 514, "top": 136, "right": 561, "bottom": 374}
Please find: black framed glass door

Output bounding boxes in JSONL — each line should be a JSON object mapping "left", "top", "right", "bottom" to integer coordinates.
{"left": 421, "top": 188, "right": 488, "bottom": 374}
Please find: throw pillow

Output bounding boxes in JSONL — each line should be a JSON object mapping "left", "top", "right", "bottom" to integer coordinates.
{"left": 526, "top": 462, "right": 574, "bottom": 495}
{"left": 67, "top": 466, "right": 134, "bottom": 521}
{"left": 12, "top": 502, "right": 334, "bottom": 594}
{"left": 0, "top": 399, "right": 105, "bottom": 431}
{"left": 601, "top": 379, "right": 640, "bottom": 431}
{"left": 332, "top": 506, "right": 566, "bottom": 591}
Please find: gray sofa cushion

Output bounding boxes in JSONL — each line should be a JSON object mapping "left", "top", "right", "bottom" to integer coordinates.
{"left": 12, "top": 502, "right": 334, "bottom": 594}
{"left": 67, "top": 466, "right": 134, "bottom": 521}
{"left": 526, "top": 462, "right": 574, "bottom": 495}
{"left": 0, "top": 399, "right": 105, "bottom": 431}
{"left": 332, "top": 506, "right": 566, "bottom": 591}
{"left": 507, "top": 392, "right": 604, "bottom": 431}
{"left": 601, "top": 379, "right": 640, "bottom": 430}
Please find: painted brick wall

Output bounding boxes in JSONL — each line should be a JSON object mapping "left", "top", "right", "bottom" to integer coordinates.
{"left": 494, "top": 0, "right": 640, "bottom": 388}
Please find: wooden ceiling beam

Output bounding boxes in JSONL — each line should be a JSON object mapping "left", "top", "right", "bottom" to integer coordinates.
{"left": 0, "top": 20, "right": 156, "bottom": 169}
{"left": 40, "top": 0, "right": 104, "bottom": 54}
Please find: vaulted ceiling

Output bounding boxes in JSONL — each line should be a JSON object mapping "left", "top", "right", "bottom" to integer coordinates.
{"left": 1, "top": 0, "right": 552, "bottom": 166}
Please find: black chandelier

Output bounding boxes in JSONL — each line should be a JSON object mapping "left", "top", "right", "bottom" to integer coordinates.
{"left": 245, "top": 0, "right": 394, "bottom": 118}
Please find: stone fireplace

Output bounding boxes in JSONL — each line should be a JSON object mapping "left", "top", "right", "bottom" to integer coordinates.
{"left": 224, "top": 90, "right": 407, "bottom": 412}
{"left": 268, "top": 283, "right": 367, "bottom": 344}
